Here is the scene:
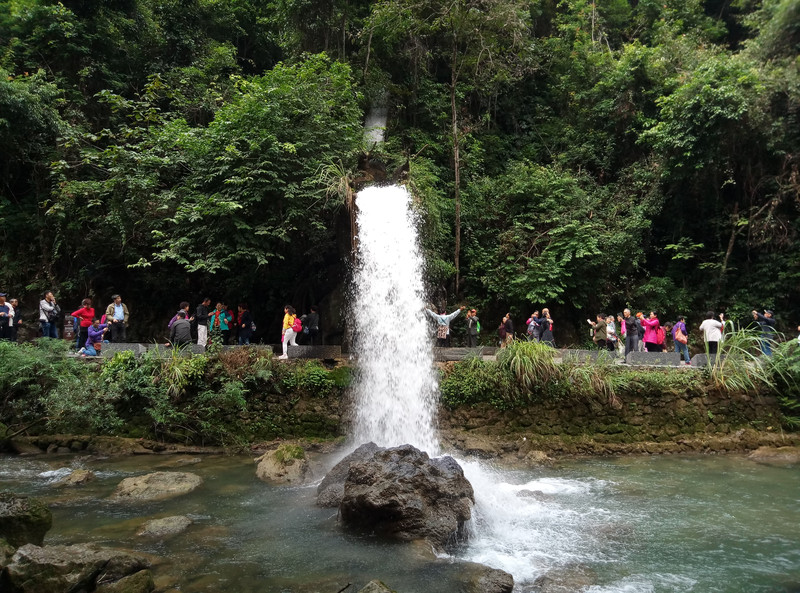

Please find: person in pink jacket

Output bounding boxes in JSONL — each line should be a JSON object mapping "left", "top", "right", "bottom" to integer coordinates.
{"left": 641, "top": 311, "right": 661, "bottom": 352}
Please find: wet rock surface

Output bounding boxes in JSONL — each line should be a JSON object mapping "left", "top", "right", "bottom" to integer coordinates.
{"left": 2, "top": 543, "right": 152, "bottom": 593}
{"left": 531, "top": 563, "right": 597, "bottom": 592}
{"left": 53, "top": 469, "right": 96, "bottom": 487}
{"left": 338, "top": 444, "right": 474, "bottom": 550}
{"left": 459, "top": 562, "right": 515, "bottom": 593}
{"left": 108, "top": 472, "right": 202, "bottom": 502}
{"left": 357, "top": 580, "right": 395, "bottom": 593}
{"left": 748, "top": 445, "right": 800, "bottom": 465}
{"left": 316, "top": 442, "right": 382, "bottom": 507}
{"left": 0, "top": 492, "right": 52, "bottom": 548}
{"left": 137, "top": 516, "right": 193, "bottom": 538}
{"left": 255, "top": 445, "right": 311, "bottom": 485}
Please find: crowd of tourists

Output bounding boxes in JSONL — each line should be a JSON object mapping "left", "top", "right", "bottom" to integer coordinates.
{"left": 424, "top": 303, "right": 788, "bottom": 361}
{"left": 1, "top": 289, "right": 795, "bottom": 361}
{"left": 0, "top": 291, "right": 321, "bottom": 358}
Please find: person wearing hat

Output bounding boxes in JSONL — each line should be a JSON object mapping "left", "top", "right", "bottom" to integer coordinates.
{"left": 0, "top": 293, "right": 11, "bottom": 341}
{"left": 752, "top": 309, "right": 776, "bottom": 356}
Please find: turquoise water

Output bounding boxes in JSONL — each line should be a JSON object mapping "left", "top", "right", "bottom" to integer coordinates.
{"left": 1, "top": 452, "right": 798, "bottom": 592}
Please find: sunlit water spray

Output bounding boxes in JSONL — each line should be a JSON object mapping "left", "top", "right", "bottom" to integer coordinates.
{"left": 349, "top": 185, "right": 632, "bottom": 589}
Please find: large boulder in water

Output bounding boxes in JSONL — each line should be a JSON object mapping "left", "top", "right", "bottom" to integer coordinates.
{"left": 458, "top": 562, "right": 514, "bottom": 593}
{"left": 0, "top": 492, "right": 52, "bottom": 548}
{"left": 748, "top": 446, "right": 800, "bottom": 466}
{"left": 108, "top": 472, "right": 202, "bottom": 502}
{"left": 338, "top": 444, "right": 474, "bottom": 550}
{"left": 255, "top": 444, "right": 311, "bottom": 485}
{"left": 1, "top": 543, "right": 152, "bottom": 593}
{"left": 316, "top": 442, "right": 383, "bottom": 507}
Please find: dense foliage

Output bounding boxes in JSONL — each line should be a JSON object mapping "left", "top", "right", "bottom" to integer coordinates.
{"left": 0, "top": 341, "right": 350, "bottom": 447}
{"left": 1, "top": 0, "right": 799, "bottom": 341}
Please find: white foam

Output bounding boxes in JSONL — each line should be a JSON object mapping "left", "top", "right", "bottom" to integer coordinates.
{"left": 350, "top": 185, "right": 439, "bottom": 454}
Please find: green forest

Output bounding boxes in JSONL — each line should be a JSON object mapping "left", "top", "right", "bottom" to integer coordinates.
{"left": 1, "top": 0, "right": 798, "bottom": 343}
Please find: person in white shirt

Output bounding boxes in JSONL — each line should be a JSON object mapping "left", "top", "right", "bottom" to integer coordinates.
{"left": 698, "top": 311, "right": 725, "bottom": 358}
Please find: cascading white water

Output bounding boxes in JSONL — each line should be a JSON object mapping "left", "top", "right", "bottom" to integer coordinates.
{"left": 350, "top": 185, "right": 439, "bottom": 454}
{"left": 349, "top": 184, "right": 614, "bottom": 589}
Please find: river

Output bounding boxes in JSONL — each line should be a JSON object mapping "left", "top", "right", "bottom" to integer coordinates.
{"left": 2, "top": 451, "right": 798, "bottom": 592}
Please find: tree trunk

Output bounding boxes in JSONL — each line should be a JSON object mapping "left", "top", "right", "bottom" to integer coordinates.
{"left": 715, "top": 201, "right": 739, "bottom": 301}
{"left": 451, "top": 43, "right": 461, "bottom": 295}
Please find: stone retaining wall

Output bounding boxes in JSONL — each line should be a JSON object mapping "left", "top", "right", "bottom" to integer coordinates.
{"left": 439, "top": 388, "right": 793, "bottom": 455}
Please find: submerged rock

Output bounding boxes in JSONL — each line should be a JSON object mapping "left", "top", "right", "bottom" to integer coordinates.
{"left": 459, "top": 563, "right": 514, "bottom": 593}
{"left": 358, "top": 580, "right": 396, "bottom": 593}
{"left": 748, "top": 446, "right": 800, "bottom": 466}
{"left": 532, "top": 563, "right": 597, "bottom": 592}
{"left": 339, "top": 444, "right": 474, "bottom": 550}
{"left": 53, "top": 469, "right": 96, "bottom": 488}
{"left": 255, "top": 444, "right": 311, "bottom": 485}
{"left": 108, "top": 472, "right": 202, "bottom": 502}
{"left": 95, "top": 569, "right": 155, "bottom": 593}
{"left": 0, "top": 492, "right": 52, "bottom": 548}
{"left": 316, "top": 442, "right": 382, "bottom": 507}
{"left": 137, "top": 516, "right": 192, "bottom": 538}
{"left": 2, "top": 543, "right": 152, "bottom": 593}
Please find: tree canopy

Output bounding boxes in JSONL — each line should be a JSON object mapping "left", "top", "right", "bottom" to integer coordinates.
{"left": 1, "top": 0, "right": 798, "bottom": 341}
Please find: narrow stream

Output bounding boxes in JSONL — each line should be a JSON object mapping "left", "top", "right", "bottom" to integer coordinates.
{"left": 2, "top": 452, "right": 798, "bottom": 592}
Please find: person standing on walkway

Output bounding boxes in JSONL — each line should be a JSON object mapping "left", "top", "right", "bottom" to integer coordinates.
{"left": 672, "top": 315, "right": 690, "bottom": 364}
{"left": 588, "top": 314, "right": 608, "bottom": 350}
{"left": 641, "top": 311, "right": 661, "bottom": 352}
{"left": 622, "top": 309, "right": 638, "bottom": 357}
{"left": 425, "top": 305, "right": 465, "bottom": 347}
{"left": 8, "top": 298, "right": 22, "bottom": 341}
{"left": 39, "top": 291, "right": 60, "bottom": 339}
{"left": 526, "top": 311, "right": 541, "bottom": 342}
{"left": 0, "top": 293, "right": 11, "bottom": 341}
{"left": 301, "top": 305, "right": 321, "bottom": 345}
{"left": 539, "top": 308, "right": 555, "bottom": 347}
{"left": 752, "top": 309, "right": 776, "bottom": 356}
{"left": 671, "top": 316, "right": 689, "bottom": 363}
{"left": 466, "top": 309, "right": 480, "bottom": 347}
{"left": 208, "top": 302, "right": 230, "bottom": 347}
{"left": 502, "top": 313, "right": 515, "bottom": 347}
{"left": 279, "top": 305, "right": 298, "bottom": 359}
{"left": 195, "top": 297, "right": 211, "bottom": 347}
{"left": 699, "top": 311, "right": 725, "bottom": 358}
{"left": 71, "top": 298, "right": 95, "bottom": 351}
{"left": 105, "top": 294, "right": 129, "bottom": 343}
{"left": 237, "top": 304, "right": 253, "bottom": 345}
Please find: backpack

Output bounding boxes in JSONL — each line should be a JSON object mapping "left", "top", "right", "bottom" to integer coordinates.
{"left": 292, "top": 317, "right": 302, "bottom": 333}
{"left": 656, "top": 327, "right": 666, "bottom": 345}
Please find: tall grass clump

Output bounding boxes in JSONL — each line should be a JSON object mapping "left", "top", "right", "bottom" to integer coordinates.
{"left": 496, "top": 340, "right": 561, "bottom": 397}
{"left": 566, "top": 356, "right": 624, "bottom": 409}
{"left": 707, "top": 322, "right": 779, "bottom": 393}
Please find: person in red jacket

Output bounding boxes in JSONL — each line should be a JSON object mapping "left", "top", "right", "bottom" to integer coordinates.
{"left": 71, "top": 298, "right": 95, "bottom": 352}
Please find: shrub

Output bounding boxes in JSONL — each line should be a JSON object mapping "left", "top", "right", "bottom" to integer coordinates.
{"left": 771, "top": 341, "right": 800, "bottom": 427}
{"left": 440, "top": 356, "right": 516, "bottom": 409}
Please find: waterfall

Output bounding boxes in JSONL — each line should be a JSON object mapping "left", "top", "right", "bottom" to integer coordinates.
{"left": 350, "top": 185, "right": 439, "bottom": 455}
